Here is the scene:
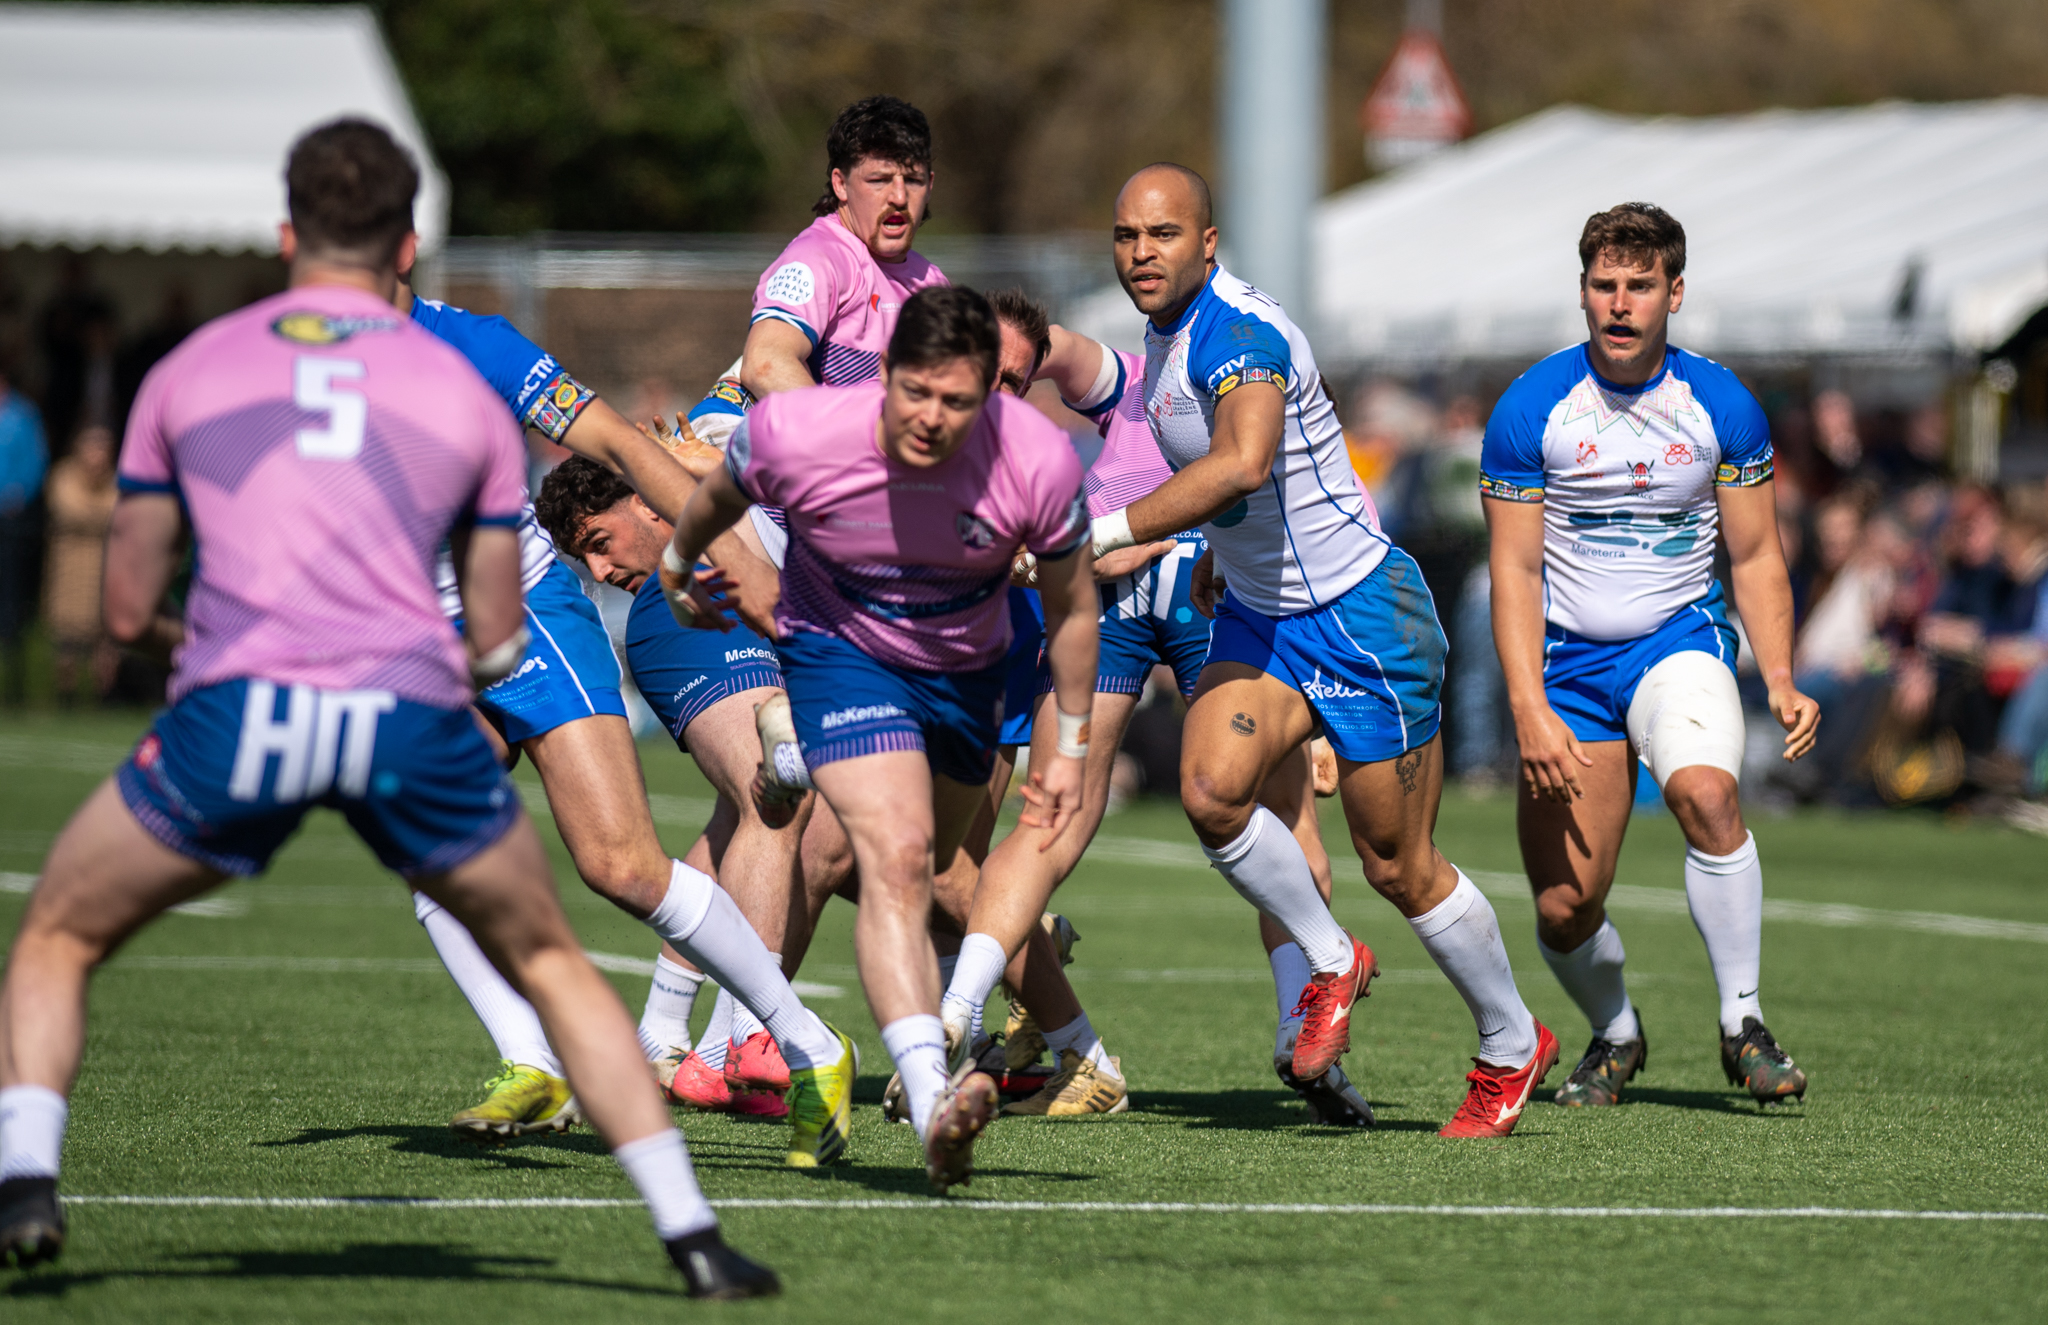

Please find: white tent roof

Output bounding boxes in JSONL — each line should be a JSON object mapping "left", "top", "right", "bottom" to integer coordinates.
{"left": 0, "top": 3, "right": 447, "bottom": 256}
{"left": 1310, "top": 100, "right": 2048, "bottom": 367}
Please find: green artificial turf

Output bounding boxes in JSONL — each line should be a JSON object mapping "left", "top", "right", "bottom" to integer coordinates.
{"left": 3, "top": 709, "right": 2046, "bottom": 1322}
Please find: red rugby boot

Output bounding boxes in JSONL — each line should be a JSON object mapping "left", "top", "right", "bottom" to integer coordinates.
{"left": 724, "top": 1031, "right": 792, "bottom": 1093}
{"left": 1439, "top": 1020, "right": 1559, "bottom": 1138}
{"left": 1289, "top": 935, "right": 1377, "bottom": 1079}
{"left": 666, "top": 1049, "right": 789, "bottom": 1119}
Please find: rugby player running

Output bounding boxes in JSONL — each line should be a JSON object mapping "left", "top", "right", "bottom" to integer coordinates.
{"left": 662, "top": 287, "right": 1098, "bottom": 1192}
{"left": 948, "top": 164, "right": 1558, "bottom": 1136}
{"left": 0, "top": 120, "right": 776, "bottom": 1296}
{"left": 1481, "top": 203, "right": 1817, "bottom": 1109}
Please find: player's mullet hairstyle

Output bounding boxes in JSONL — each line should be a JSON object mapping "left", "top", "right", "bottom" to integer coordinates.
{"left": 811, "top": 95, "right": 934, "bottom": 218}
{"left": 1579, "top": 202, "right": 1686, "bottom": 281}
{"left": 986, "top": 288, "right": 1052, "bottom": 374}
{"left": 286, "top": 118, "right": 419, "bottom": 266}
{"left": 887, "top": 287, "right": 1001, "bottom": 391}
{"left": 535, "top": 456, "right": 635, "bottom": 558}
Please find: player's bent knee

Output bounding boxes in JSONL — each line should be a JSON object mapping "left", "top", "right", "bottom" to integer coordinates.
{"left": 1181, "top": 771, "right": 1255, "bottom": 844}
{"left": 1626, "top": 650, "right": 1745, "bottom": 790}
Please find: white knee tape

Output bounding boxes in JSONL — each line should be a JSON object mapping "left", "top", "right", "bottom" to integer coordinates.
{"left": 1626, "top": 651, "right": 1745, "bottom": 788}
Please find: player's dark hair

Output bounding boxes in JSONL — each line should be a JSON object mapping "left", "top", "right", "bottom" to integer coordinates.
{"left": 286, "top": 118, "right": 420, "bottom": 266}
{"left": 535, "top": 455, "right": 635, "bottom": 558}
{"left": 886, "top": 287, "right": 1000, "bottom": 390}
{"left": 811, "top": 96, "right": 934, "bottom": 218}
{"left": 1579, "top": 202, "right": 1686, "bottom": 281}
{"left": 986, "top": 288, "right": 1051, "bottom": 374}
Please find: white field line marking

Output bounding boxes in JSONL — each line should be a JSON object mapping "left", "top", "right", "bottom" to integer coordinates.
{"left": 3, "top": 873, "right": 242, "bottom": 918}
{"left": 96, "top": 950, "right": 846, "bottom": 997}
{"left": 59, "top": 1195, "right": 2048, "bottom": 1222}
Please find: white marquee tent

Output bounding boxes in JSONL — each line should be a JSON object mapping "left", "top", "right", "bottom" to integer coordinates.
{"left": 0, "top": 3, "right": 447, "bottom": 256}
{"left": 1310, "top": 99, "right": 2048, "bottom": 368}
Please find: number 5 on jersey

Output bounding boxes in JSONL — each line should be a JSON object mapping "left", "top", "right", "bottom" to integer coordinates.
{"left": 295, "top": 356, "right": 366, "bottom": 460}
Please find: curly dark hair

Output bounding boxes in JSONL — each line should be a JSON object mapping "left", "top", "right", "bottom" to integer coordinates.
{"left": 534, "top": 455, "right": 634, "bottom": 558}
{"left": 1579, "top": 202, "right": 1686, "bottom": 280}
{"left": 811, "top": 96, "right": 934, "bottom": 218}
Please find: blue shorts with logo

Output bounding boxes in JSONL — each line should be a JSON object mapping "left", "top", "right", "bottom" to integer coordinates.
{"left": 463, "top": 558, "right": 628, "bottom": 745}
{"left": 1543, "top": 582, "right": 1739, "bottom": 743}
{"left": 1002, "top": 531, "right": 1216, "bottom": 744}
{"left": 779, "top": 629, "right": 1007, "bottom": 786}
{"left": 117, "top": 678, "right": 520, "bottom": 878}
{"left": 1206, "top": 546, "right": 1446, "bottom": 764}
{"left": 623, "top": 572, "right": 785, "bottom": 748}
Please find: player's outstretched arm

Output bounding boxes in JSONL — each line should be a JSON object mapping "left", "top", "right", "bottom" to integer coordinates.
{"left": 739, "top": 319, "right": 819, "bottom": 399}
{"left": 1100, "top": 380, "right": 1283, "bottom": 556}
{"left": 662, "top": 464, "right": 753, "bottom": 632}
{"left": 1019, "top": 546, "right": 1100, "bottom": 847}
{"left": 563, "top": 399, "right": 719, "bottom": 518}
{"left": 1485, "top": 495, "right": 1592, "bottom": 801}
{"left": 102, "top": 492, "right": 187, "bottom": 660}
{"left": 1720, "top": 481, "right": 1820, "bottom": 761}
{"left": 1035, "top": 325, "right": 1107, "bottom": 403}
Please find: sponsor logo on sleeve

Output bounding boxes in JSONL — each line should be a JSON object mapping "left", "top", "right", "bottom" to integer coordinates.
{"left": 763, "top": 261, "right": 816, "bottom": 306}
{"left": 524, "top": 370, "right": 595, "bottom": 442}
{"left": 271, "top": 313, "right": 401, "bottom": 345}
{"left": 1479, "top": 473, "right": 1544, "bottom": 502}
{"left": 1716, "top": 456, "right": 1775, "bottom": 487}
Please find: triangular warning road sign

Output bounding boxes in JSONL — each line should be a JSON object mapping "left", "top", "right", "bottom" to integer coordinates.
{"left": 1362, "top": 29, "right": 1472, "bottom": 144}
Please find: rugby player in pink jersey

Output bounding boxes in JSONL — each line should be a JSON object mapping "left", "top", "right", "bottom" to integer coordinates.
{"left": 663, "top": 99, "right": 1098, "bottom": 1113}
{"left": 0, "top": 121, "right": 775, "bottom": 1297}
{"left": 660, "top": 288, "right": 1098, "bottom": 1193}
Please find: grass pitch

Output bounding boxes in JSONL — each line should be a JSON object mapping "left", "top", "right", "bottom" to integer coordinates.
{"left": 2, "top": 708, "right": 2045, "bottom": 1322}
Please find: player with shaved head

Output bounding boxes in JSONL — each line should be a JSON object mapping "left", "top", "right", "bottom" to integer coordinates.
{"left": 946, "top": 162, "right": 1557, "bottom": 1138}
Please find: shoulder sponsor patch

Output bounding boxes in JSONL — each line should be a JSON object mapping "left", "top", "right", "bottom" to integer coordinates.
{"left": 1212, "top": 364, "right": 1285, "bottom": 398}
{"left": 763, "top": 261, "right": 816, "bottom": 306}
{"left": 523, "top": 370, "right": 596, "bottom": 442}
{"left": 1479, "top": 473, "right": 1544, "bottom": 502}
{"left": 271, "top": 312, "right": 401, "bottom": 345}
{"left": 1715, "top": 456, "right": 1774, "bottom": 487}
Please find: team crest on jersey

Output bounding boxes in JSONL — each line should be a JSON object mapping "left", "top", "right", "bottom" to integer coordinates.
{"left": 271, "top": 312, "right": 400, "bottom": 345}
{"left": 1629, "top": 460, "right": 1655, "bottom": 491}
{"left": 956, "top": 511, "right": 999, "bottom": 549}
{"left": 1560, "top": 373, "right": 1702, "bottom": 436}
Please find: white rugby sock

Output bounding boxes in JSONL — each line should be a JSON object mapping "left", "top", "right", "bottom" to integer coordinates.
{"left": 0, "top": 1085, "right": 67, "bottom": 1181}
{"left": 614, "top": 1130, "right": 716, "bottom": 1240}
{"left": 647, "top": 860, "right": 836, "bottom": 1070}
{"left": 1409, "top": 869, "right": 1539, "bottom": 1067}
{"left": 414, "top": 891, "right": 561, "bottom": 1077}
{"left": 881, "top": 1014, "right": 951, "bottom": 1140}
{"left": 697, "top": 988, "right": 733, "bottom": 1070}
{"left": 940, "top": 933, "right": 1008, "bottom": 1049}
{"left": 639, "top": 954, "right": 704, "bottom": 1058}
{"left": 1685, "top": 832, "right": 1765, "bottom": 1036}
{"left": 1269, "top": 941, "right": 1311, "bottom": 1062}
{"left": 1204, "top": 808, "right": 1352, "bottom": 975}
{"left": 1539, "top": 920, "right": 1640, "bottom": 1044}
{"left": 1042, "top": 1011, "right": 1116, "bottom": 1076}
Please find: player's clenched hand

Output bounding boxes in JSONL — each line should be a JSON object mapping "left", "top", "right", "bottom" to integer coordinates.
{"left": 1018, "top": 751, "right": 1086, "bottom": 848}
{"left": 1189, "top": 548, "right": 1220, "bottom": 618}
{"left": 1514, "top": 704, "right": 1592, "bottom": 802}
{"left": 1769, "top": 683, "right": 1821, "bottom": 761}
{"left": 659, "top": 561, "right": 736, "bottom": 633}
{"left": 1092, "top": 540, "right": 1175, "bottom": 582}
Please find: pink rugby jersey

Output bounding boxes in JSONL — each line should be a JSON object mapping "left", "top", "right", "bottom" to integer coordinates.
{"left": 119, "top": 286, "right": 527, "bottom": 709}
{"left": 729, "top": 382, "right": 1087, "bottom": 672}
{"left": 751, "top": 216, "right": 949, "bottom": 386}
{"left": 1067, "top": 348, "right": 1173, "bottom": 517}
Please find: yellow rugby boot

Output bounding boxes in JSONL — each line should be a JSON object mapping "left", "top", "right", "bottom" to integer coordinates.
{"left": 785, "top": 1023, "right": 858, "bottom": 1168}
{"left": 1001, "top": 1050, "right": 1129, "bottom": 1117}
{"left": 450, "top": 1060, "right": 582, "bottom": 1144}
{"left": 1003, "top": 914, "right": 1082, "bottom": 1071}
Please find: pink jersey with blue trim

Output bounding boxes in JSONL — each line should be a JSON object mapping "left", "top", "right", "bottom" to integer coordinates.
{"left": 728, "top": 382, "right": 1088, "bottom": 671}
{"left": 119, "top": 286, "right": 527, "bottom": 708}
{"left": 751, "top": 216, "right": 949, "bottom": 385}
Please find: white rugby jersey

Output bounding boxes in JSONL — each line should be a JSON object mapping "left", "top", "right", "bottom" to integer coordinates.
{"left": 1479, "top": 343, "right": 1773, "bottom": 641}
{"left": 1143, "top": 266, "right": 1387, "bottom": 615}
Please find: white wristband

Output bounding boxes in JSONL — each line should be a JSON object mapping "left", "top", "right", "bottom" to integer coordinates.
{"left": 1090, "top": 508, "right": 1135, "bottom": 560}
{"left": 660, "top": 542, "right": 697, "bottom": 628}
{"left": 469, "top": 625, "right": 530, "bottom": 686}
{"left": 1055, "top": 707, "right": 1091, "bottom": 759}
